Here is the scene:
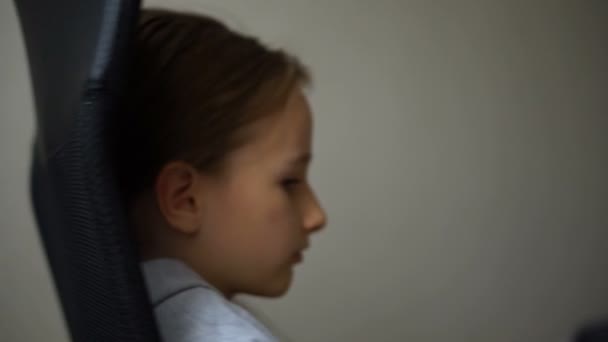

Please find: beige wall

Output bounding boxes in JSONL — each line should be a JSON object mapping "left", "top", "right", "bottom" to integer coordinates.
{"left": 0, "top": 1, "right": 70, "bottom": 342}
{"left": 2, "top": 1, "right": 607, "bottom": 341}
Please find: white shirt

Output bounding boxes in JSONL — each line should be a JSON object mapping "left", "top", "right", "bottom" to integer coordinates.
{"left": 141, "top": 258, "right": 278, "bottom": 342}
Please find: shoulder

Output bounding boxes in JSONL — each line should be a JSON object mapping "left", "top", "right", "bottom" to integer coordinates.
{"left": 140, "top": 258, "right": 276, "bottom": 342}
{"left": 154, "top": 286, "right": 275, "bottom": 342}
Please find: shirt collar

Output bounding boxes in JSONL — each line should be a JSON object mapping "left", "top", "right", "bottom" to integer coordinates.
{"left": 140, "top": 258, "right": 212, "bottom": 306}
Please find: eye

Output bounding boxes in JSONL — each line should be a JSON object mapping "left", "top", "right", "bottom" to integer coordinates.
{"left": 281, "top": 178, "right": 301, "bottom": 188}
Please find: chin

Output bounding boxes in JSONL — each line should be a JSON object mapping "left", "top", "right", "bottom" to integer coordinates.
{"left": 251, "top": 268, "right": 293, "bottom": 298}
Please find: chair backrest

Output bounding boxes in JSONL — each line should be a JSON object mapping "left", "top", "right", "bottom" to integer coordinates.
{"left": 14, "top": 0, "right": 161, "bottom": 341}
{"left": 575, "top": 321, "right": 608, "bottom": 342}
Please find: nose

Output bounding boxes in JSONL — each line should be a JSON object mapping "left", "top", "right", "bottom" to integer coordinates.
{"left": 302, "top": 187, "right": 327, "bottom": 234}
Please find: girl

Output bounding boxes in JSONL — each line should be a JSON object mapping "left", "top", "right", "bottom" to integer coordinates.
{"left": 117, "top": 8, "right": 327, "bottom": 342}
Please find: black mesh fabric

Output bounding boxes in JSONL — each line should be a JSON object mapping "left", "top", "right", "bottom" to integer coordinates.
{"left": 16, "top": 0, "right": 161, "bottom": 341}
{"left": 575, "top": 321, "right": 608, "bottom": 342}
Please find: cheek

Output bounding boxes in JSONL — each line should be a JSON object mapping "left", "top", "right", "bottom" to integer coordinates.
{"left": 216, "top": 184, "right": 300, "bottom": 252}
{"left": 203, "top": 182, "right": 302, "bottom": 296}
{"left": 250, "top": 188, "right": 300, "bottom": 247}
{"left": 249, "top": 192, "right": 303, "bottom": 269}
{"left": 266, "top": 198, "right": 300, "bottom": 245}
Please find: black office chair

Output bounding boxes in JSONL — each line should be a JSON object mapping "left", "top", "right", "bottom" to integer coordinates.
{"left": 14, "top": 0, "right": 161, "bottom": 341}
{"left": 576, "top": 321, "right": 608, "bottom": 342}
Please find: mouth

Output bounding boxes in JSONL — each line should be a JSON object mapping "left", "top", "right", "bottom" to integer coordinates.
{"left": 292, "top": 243, "right": 309, "bottom": 264}
{"left": 292, "top": 251, "right": 304, "bottom": 264}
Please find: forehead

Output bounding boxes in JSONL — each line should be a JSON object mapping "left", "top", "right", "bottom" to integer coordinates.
{"left": 226, "top": 89, "right": 313, "bottom": 168}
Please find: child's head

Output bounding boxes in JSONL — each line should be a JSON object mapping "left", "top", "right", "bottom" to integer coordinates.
{"left": 118, "top": 9, "right": 326, "bottom": 299}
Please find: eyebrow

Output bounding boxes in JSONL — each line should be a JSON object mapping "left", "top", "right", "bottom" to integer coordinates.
{"left": 287, "top": 152, "right": 312, "bottom": 167}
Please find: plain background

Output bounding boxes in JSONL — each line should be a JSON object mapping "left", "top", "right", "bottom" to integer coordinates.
{"left": 1, "top": 1, "right": 607, "bottom": 341}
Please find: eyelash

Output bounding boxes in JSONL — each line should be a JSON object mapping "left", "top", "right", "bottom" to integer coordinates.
{"left": 282, "top": 178, "right": 301, "bottom": 188}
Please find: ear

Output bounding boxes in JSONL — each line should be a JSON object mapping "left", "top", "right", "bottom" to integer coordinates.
{"left": 155, "top": 161, "right": 205, "bottom": 235}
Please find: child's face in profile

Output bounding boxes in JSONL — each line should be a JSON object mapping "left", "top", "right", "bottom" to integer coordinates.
{"left": 188, "top": 88, "right": 327, "bottom": 298}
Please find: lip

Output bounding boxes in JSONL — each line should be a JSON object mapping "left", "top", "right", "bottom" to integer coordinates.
{"left": 293, "top": 251, "right": 303, "bottom": 264}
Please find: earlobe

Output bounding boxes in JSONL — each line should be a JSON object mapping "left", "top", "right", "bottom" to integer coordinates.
{"left": 155, "top": 161, "right": 203, "bottom": 235}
